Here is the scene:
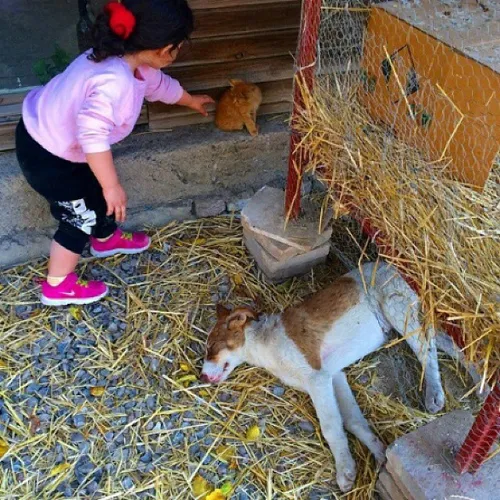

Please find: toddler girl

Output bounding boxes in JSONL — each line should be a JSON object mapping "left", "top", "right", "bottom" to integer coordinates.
{"left": 16, "top": 0, "right": 213, "bottom": 306}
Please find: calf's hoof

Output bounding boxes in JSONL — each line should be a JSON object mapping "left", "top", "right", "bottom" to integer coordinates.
{"left": 336, "top": 457, "right": 357, "bottom": 492}
{"left": 425, "top": 385, "right": 445, "bottom": 414}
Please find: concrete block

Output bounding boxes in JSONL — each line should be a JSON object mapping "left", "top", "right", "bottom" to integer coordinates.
{"left": 194, "top": 198, "right": 226, "bottom": 218}
{"left": 377, "top": 469, "right": 409, "bottom": 500}
{"left": 377, "top": 480, "right": 392, "bottom": 500}
{"left": 244, "top": 231, "right": 330, "bottom": 283}
{"left": 243, "top": 228, "right": 300, "bottom": 261}
{"left": 385, "top": 410, "right": 500, "bottom": 500}
{"left": 241, "top": 186, "right": 333, "bottom": 252}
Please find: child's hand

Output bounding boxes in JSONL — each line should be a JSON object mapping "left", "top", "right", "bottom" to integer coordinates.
{"left": 189, "top": 94, "right": 215, "bottom": 117}
{"left": 103, "top": 184, "right": 127, "bottom": 222}
{"left": 177, "top": 91, "right": 215, "bottom": 117}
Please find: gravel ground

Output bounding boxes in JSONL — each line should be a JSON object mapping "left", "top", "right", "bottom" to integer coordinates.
{"left": 0, "top": 218, "right": 480, "bottom": 499}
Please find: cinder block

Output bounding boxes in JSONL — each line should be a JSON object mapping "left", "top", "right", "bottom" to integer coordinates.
{"left": 244, "top": 231, "right": 330, "bottom": 283}
{"left": 385, "top": 410, "right": 500, "bottom": 500}
{"left": 241, "top": 186, "right": 333, "bottom": 252}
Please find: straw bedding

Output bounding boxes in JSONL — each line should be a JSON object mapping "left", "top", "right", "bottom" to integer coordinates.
{"left": 294, "top": 73, "right": 500, "bottom": 388}
{"left": 0, "top": 217, "right": 482, "bottom": 499}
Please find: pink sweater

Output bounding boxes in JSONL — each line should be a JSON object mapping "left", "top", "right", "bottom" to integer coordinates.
{"left": 23, "top": 51, "right": 184, "bottom": 163}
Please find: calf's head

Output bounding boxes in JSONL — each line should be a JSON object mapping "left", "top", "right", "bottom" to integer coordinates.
{"left": 200, "top": 304, "right": 257, "bottom": 384}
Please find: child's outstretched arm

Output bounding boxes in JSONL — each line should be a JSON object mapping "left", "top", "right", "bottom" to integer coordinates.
{"left": 143, "top": 67, "right": 214, "bottom": 116}
{"left": 176, "top": 90, "right": 214, "bottom": 117}
{"left": 86, "top": 151, "right": 127, "bottom": 223}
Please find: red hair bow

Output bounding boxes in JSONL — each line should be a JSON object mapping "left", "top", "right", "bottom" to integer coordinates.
{"left": 105, "top": 1, "right": 136, "bottom": 40}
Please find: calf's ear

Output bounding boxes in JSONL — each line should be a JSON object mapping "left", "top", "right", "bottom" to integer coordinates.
{"left": 216, "top": 304, "right": 231, "bottom": 320}
{"left": 227, "top": 307, "right": 258, "bottom": 331}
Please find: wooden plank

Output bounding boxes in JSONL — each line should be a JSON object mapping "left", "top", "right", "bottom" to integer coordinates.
{"left": 189, "top": 0, "right": 295, "bottom": 9}
{"left": 148, "top": 79, "right": 292, "bottom": 127}
{"left": 0, "top": 90, "right": 30, "bottom": 107}
{"left": 177, "top": 29, "right": 297, "bottom": 67}
{"left": 0, "top": 122, "right": 17, "bottom": 152}
{"left": 0, "top": 101, "right": 147, "bottom": 125}
{"left": 137, "top": 104, "right": 149, "bottom": 126}
{"left": 149, "top": 101, "right": 291, "bottom": 130}
{"left": 191, "top": 2, "right": 300, "bottom": 39}
{"left": 0, "top": 103, "right": 22, "bottom": 122}
{"left": 168, "top": 55, "right": 294, "bottom": 92}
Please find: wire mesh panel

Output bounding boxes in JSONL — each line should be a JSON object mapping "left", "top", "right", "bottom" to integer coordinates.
{"left": 287, "top": 0, "right": 500, "bottom": 472}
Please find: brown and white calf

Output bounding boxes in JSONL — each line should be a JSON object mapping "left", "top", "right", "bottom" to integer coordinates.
{"left": 200, "top": 261, "right": 483, "bottom": 492}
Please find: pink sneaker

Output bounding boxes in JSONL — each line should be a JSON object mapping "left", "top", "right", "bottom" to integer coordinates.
{"left": 90, "top": 229, "right": 151, "bottom": 258}
{"left": 41, "top": 273, "right": 108, "bottom": 306}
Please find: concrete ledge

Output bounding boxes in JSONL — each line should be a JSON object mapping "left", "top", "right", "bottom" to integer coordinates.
{"left": 0, "top": 118, "right": 289, "bottom": 268}
{"left": 378, "top": 410, "right": 500, "bottom": 500}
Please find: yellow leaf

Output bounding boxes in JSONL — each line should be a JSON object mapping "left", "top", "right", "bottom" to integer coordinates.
{"left": 68, "top": 306, "right": 82, "bottom": 321}
{"left": 0, "top": 438, "right": 9, "bottom": 459}
{"left": 245, "top": 425, "right": 260, "bottom": 441}
{"left": 193, "top": 238, "right": 207, "bottom": 246}
{"left": 192, "top": 475, "right": 212, "bottom": 499}
{"left": 206, "top": 490, "right": 226, "bottom": 500}
{"left": 220, "top": 481, "right": 233, "bottom": 496}
{"left": 229, "top": 458, "right": 239, "bottom": 470}
{"left": 199, "top": 389, "right": 210, "bottom": 398}
{"left": 232, "top": 273, "right": 243, "bottom": 285}
{"left": 49, "top": 462, "right": 70, "bottom": 477}
{"left": 180, "top": 363, "right": 190, "bottom": 372}
{"left": 90, "top": 386, "right": 105, "bottom": 397}
{"left": 177, "top": 374, "right": 197, "bottom": 386}
{"left": 0, "top": 360, "right": 8, "bottom": 371}
{"left": 216, "top": 445, "right": 235, "bottom": 462}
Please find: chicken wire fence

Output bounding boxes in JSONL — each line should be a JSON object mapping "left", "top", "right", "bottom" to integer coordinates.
{"left": 286, "top": 0, "right": 500, "bottom": 473}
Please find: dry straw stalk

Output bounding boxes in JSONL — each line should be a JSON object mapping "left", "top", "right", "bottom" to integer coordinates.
{"left": 294, "top": 72, "right": 500, "bottom": 386}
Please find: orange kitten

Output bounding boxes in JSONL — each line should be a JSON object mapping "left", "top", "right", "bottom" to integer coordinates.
{"left": 215, "top": 80, "right": 262, "bottom": 136}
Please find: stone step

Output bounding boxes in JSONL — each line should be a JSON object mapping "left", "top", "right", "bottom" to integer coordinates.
{"left": 0, "top": 118, "right": 289, "bottom": 268}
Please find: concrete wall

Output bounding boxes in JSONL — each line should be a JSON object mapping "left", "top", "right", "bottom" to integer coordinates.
{"left": 0, "top": 119, "right": 290, "bottom": 268}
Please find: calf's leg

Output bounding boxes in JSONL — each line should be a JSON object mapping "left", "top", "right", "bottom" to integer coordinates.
{"left": 308, "top": 374, "right": 357, "bottom": 492}
{"left": 333, "top": 371, "right": 386, "bottom": 464}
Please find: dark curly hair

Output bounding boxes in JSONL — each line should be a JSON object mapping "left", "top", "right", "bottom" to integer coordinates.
{"left": 89, "top": 0, "right": 194, "bottom": 63}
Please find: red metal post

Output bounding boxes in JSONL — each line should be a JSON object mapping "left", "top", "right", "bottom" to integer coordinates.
{"left": 455, "top": 375, "right": 500, "bottom": 474}
{"left": 285, "top": 0, "right": 322, "bottom": 219}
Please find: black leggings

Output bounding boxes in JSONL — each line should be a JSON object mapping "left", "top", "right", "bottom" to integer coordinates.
{"left": 15, "top": 119, "right": 116, "bottom": 254}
